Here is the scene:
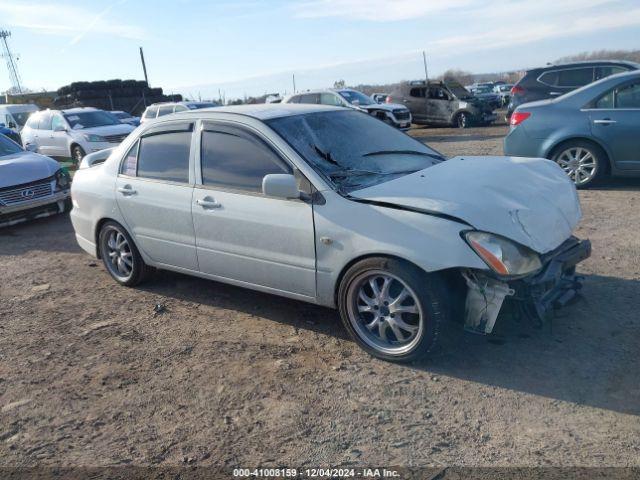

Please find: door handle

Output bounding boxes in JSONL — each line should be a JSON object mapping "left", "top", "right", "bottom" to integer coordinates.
{"left": 549, "top": 91, "right": 562, "bottom": 96}
{"left": 117, "top": 186, "right": 137, "bottom": 196}
{"left": 593, "top": 119, "right": 617, "bottom": 125}
{"left": 196, "top": 198, "right": 221, "bottom": 209}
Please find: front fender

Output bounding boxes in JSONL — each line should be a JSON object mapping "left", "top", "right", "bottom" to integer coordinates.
{"left": 313, "top": 190, "right": 487, "bottom": 307}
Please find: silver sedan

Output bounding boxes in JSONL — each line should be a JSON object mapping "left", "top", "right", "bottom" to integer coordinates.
{"left": 71, "top": 104, "right": 590, "bottom": 362}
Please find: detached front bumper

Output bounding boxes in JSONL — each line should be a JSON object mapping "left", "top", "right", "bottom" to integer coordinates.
{"left": 464, "top": 236, "right": 591, "bottom": 333}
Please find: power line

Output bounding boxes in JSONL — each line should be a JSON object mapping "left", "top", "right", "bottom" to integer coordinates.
{"left": 0, "top": 30, "right": 22, "bottom": 93}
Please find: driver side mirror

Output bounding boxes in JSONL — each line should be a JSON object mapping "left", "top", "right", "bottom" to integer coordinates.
{"left": 25, "top": 143, "right": 37, "bottom": 152}
{"left": 262, "top": 174, "right": 300, "bottom": 199}
{"left": 8, "top": 121, "right": 17, "bottom": 129}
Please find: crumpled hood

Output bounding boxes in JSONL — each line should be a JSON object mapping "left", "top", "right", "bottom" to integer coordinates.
{"left": 0, "top": 151, "right": 61, "bottom": 188}
{"left": 351, "top": 156, "right": 582, "bottom": 254}
{"left": 362, "top": 103, "right": 408, "bottom": 112}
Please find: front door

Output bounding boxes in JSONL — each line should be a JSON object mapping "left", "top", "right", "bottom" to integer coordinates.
{"left": 50, "top": 114, "right": 69, "bottom": 157}
{"left": 426, "top": 87, "right": 453, "bottom": 125}
{"left": 115, "top": 122, "right": 198, "bottom": 270}
{"left": 192, "top": 123, "right": 316, "bottom": 298}
{"left": 34, "top": 112, "right": 52, "bottom": 156}
{"left": 589, "top": 80, "right": 640, "bottom": 171}
{"left": 406, "top": 86, "right": 427, "bottom": 122}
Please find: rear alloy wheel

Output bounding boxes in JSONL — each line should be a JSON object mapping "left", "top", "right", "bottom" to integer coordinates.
{"left": 71, "top": 145, "right": 86, "bottom": 166}
{"left": 455, "top": 112, "right": 470, "bottom": 129}
{"left": 338, "top": 257, "right": 447, "bottom": 362}
{"left": 98, "top": 221, "right": 151, "bottom": 286}
{"left": 552, "top": 141, "right": 605, "bottom": 188}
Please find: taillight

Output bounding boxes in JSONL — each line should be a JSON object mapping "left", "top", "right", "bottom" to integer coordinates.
{"left": 510, "top": 111, "right": 531, "bottom": 126}
{"left": 510, "top": 85, "right": 524, "bottom": 95}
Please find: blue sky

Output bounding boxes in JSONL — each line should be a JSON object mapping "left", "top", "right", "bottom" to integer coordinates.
{"left": 1, "top": 0, "right": 639, "bottom": 99}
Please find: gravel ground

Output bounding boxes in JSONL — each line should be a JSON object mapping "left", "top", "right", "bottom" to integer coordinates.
{"left": 1, "top": 123, "right": 639, "bottom": 470}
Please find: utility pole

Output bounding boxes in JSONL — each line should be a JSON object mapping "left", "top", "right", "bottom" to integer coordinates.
{"left": 0, "top": 30, "right": 22, "bottom": 94}
{"left": 292, "top": 73, "right": 296, "bottom": 93}
{"left": 139, "top": 46, "right": 149, "bottom": 87}
{"left": 422, "top": 50, "right": 429, "bottom": 85}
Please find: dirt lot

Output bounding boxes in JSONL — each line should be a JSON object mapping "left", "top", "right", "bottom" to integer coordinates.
{"left": 1, "top": 123, "right": 639, "bottom": 470}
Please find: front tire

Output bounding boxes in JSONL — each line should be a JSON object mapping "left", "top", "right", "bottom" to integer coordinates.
{"left": 71, "top": 145, "right": 86, "bottom": 166}
{"left": 98, "top": 221, "right": 151, "bottom": 286}
{"left": 551, "top": 140, "right": 606, "bottom": 188}
{"left": 338, "top": 257, "right": 447, "bottom": 362}
{"left": 455, "top": 112, "right": 470, "bottom": 129}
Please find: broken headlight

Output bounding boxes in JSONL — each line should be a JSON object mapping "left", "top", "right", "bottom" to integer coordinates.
{"left": 464, "top": 231, "right": 542, "bottom": 276}
{"left": 55, "top": 168, "right": 71, "bottom": 191}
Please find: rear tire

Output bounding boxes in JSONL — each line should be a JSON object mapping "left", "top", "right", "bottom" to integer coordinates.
{"left": 337, "top": 257, "right": 448, "bottom": 362}
{"left": 98, "top": 221, "right": 151, "bottom": 286}
{"left": 550, "top": 140, "right": 607, "bottom": 188}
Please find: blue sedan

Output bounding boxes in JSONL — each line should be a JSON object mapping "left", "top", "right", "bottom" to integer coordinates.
{"left": 504, "top": 70, "right": 640, "bottom": 188}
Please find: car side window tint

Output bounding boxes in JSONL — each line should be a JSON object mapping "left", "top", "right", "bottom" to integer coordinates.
{"left": 538, "top": 71, "right": 559, "bottom": 87}
{"left": 120, "top": 140, "right": 139, "bottom": 176}
{"left": 174, "top": 105, "right": 189, "bottom": 112}
{"left": 410, "top": 87, "right": 425, "bottom": 98}
{"left": 137, "top": 131, "right": 191, "bottom": 183}
{"left": 320, "top": 93, "right": 342, "bottom": 106}
{"left": 595, "top": 66, "right": 627, "bottom": 80}
{"left": 157, "top": 105, "right": 174, "bottom": 116}
{"left": 616, "top": 83, "right": 640, "bottom": 109}
{"left": 298, "top": 94, "right": 319, "bottom": 104}
{"left": 38, "top": 112, "right": 52, "bottom": 131}
{"left": 25, "top": 115, "right": 38, "bottom": 129}
{"left": 557, "top": 68, "right": 594, "bottom": 87}
{"left": 201, "top": 130, "right": 290, "bottom": 192}
{"left": 143, "top": 107, "right": 157, "bottom": 119}
{"left": 51, "top": 115, "right": 65, "bottom": 131}
{"left": 595, "top": 90, "right": 614, "bottom": 109}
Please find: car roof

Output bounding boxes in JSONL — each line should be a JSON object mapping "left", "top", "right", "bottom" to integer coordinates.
{"left": 529, "top": 60, "right": 640, "bottom": 73}
{"left": 161, "top": 103, "right": 344, "bottom": 121}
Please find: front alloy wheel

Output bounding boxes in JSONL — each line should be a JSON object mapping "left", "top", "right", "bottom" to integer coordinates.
{"left": 338, "top": 257, "right": 447, "bottom": 362}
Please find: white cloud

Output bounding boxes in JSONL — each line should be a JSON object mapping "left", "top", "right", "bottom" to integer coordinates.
{"left": 0, "top": 2, "right": 145, "bottom": 42}
{"left": 292, "top": 0, "right": 472, "bottom": 22}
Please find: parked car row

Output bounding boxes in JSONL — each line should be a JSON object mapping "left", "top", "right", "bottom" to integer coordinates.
{"left": 283, "top": 89, "right": 412, "bottom": 130}
{"left": 505, "top": 69, "right": 640, "bottom": 188}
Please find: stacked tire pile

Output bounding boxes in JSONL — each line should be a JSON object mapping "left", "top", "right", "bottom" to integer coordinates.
{"left": 53, "top": 79, "right": 182, "bottom": 115}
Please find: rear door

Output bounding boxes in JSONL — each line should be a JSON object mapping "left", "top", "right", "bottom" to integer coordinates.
{"left": 115, "top": 121, "right": 198, "bottom": 270}
{"left": 589, "top": 80, "right": 640, "bottom": 171}
{"left": 192, "top": 122, "right": 316, "bottom": 297}
{"left": 426, "top": 87, "right": 453, "bottom": 124}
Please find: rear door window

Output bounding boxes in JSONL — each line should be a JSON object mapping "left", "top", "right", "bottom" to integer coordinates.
{"left": 595, "top": 66, "right": 628, "bottom": 80}
{"left": 557, "top": 68, "right": 594, "bottom": 87}
{"left": 298, "top": 94, "right": 320, "bottom": 104}
{"left": 320, "top": 93, "right": 343, "bottom": 106}
{"left": 615, "top": 83, "right": 640, "bottom": 109}
{"left": 157, "top": 105, "right": 175, "bottom": 117}
{"left": 410, "top": 87, "right": 426, "bottom": 98}
{"left": 134, "top": 125, "right": 193, "bottom": 183}
{"left": 200, "top": 127, "right": 290, "bottom": 192}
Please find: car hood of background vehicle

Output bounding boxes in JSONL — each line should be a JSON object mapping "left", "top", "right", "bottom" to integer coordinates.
{"left": 351, "top": 156, "right": 581, "bottom": 254}
{"left": 0, "top": 151, "right": 60, "bottom": 188}
{"left": 71, "top": 123, "right": 134, "bottom": 136}
{"left": 362, "top": 103, "right": 408, "bottom": 112}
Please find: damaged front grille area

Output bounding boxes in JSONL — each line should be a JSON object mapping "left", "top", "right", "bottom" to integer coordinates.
{"left": 462, "top": 237, "right": 591, "bottom": 333}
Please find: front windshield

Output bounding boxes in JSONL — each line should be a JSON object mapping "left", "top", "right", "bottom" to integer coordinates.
{"left": 338, "top": 90, "right": 375, "bottom": 106}
{"left": 266, "top": 110, "right": 445, "bottom": 192}
{"left": 444, "top": 81, "right": 473, "bottom": 99}
{"left": 63, "top": 110, "right": 120, "bottom": 129}
{"left": 10, "top": 111, "right": 35, "bottom": 127}
{"left": 0, "top": 134, "right": 23, "bottom": 157}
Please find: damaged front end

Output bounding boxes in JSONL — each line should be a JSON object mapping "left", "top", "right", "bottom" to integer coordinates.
{"left": 462, "top": 236, "right": 591, "bottom": 334}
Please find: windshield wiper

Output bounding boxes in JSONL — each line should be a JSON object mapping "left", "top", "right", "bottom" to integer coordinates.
{"left": 362, "top": 150, "right": 445, "bottom": 161}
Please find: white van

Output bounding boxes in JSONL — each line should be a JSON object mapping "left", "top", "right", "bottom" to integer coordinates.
{"left": 0, "top": 104, "right": 40, "bottom": 133}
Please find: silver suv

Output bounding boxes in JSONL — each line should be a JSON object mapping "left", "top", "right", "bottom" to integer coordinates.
{"left": 283, "top": 89, "right": 412, "bottom": 130}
